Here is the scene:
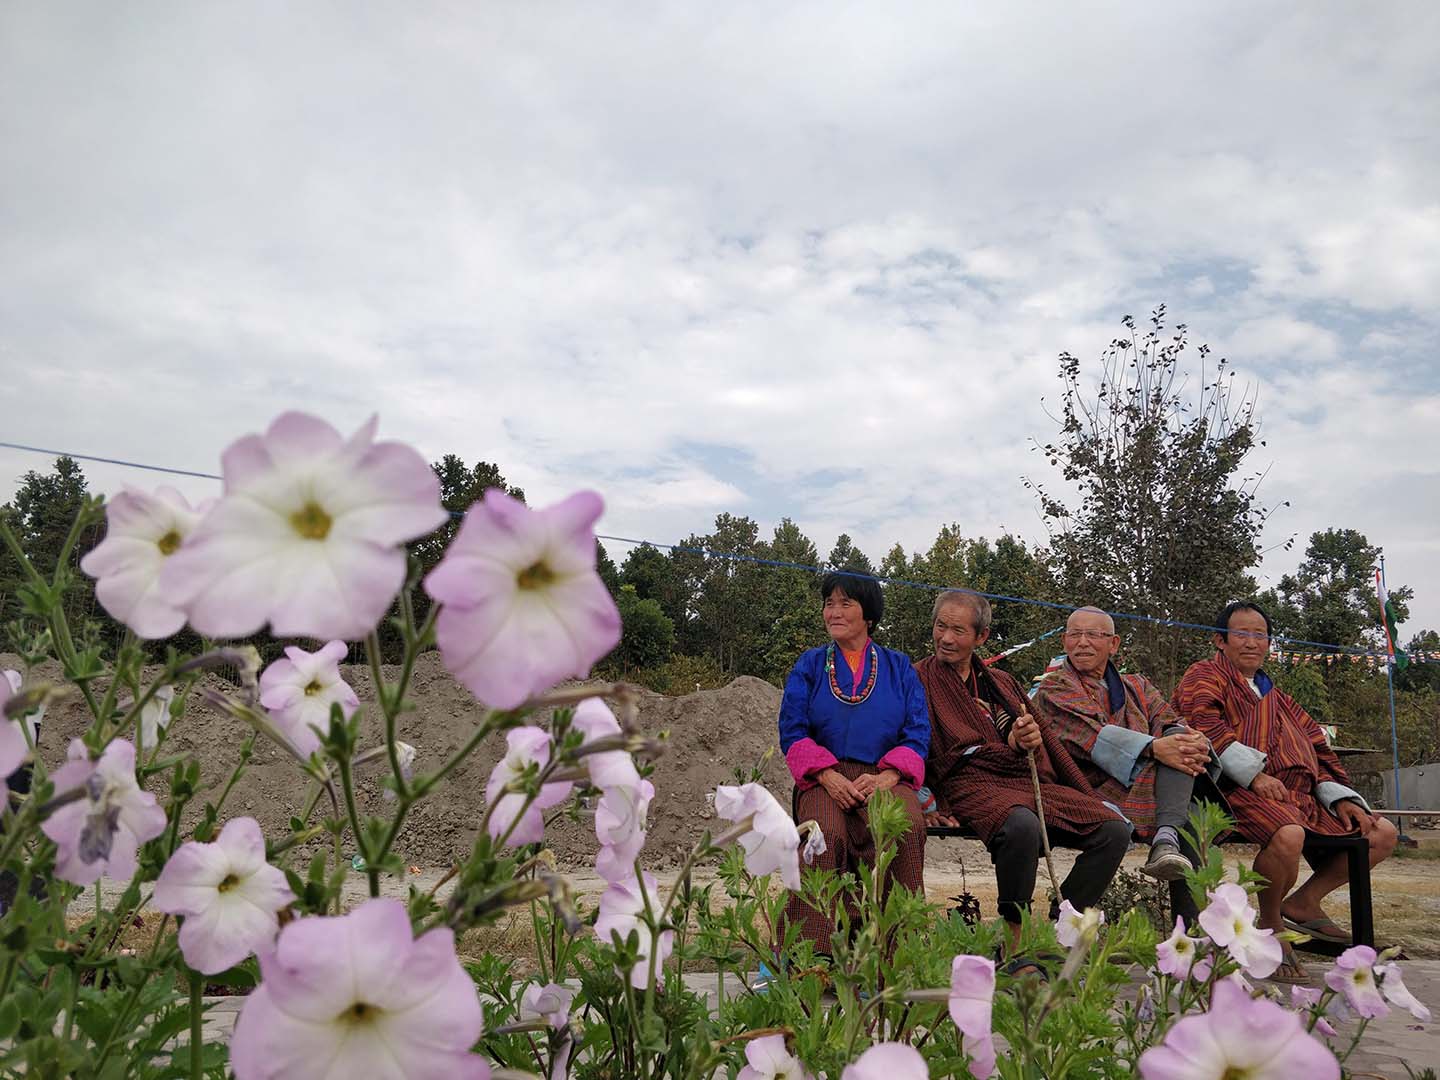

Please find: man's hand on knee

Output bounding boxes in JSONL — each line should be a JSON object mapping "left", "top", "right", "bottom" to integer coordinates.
{"left": 1334, "top": 799, "right": 1373, "bottom": 836}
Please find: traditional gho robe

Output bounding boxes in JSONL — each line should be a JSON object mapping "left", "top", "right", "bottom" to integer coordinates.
{"left": 1033, "top": 658, "right": 1224, "bottom": 839}
{"left": 1173, "top": 651, "right": 1366, "bottom": 844}
{"left": 914, "top": 656, "right": 1121, "bottom": 845}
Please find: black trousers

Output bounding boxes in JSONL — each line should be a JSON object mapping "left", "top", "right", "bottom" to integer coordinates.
{"left": 990, "top": 807, "right": 1131, "bottom": 924}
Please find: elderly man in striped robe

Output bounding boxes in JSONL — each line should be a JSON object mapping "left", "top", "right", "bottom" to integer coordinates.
{"left": 1174, "top": 600, "right": 1398, "bottom": 979}
{"left": 916, "top": 590, "right": 1129, "bottom": 962}
{"left": 1033, "top": 606, "right": 1222, "bottom": 924}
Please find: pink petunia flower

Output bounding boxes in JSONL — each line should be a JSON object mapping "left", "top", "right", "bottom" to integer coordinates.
{"left": 798, "top": 820, "right": 827, "bottom": 865}
{"left": 230, "top": 898, "right": 488, "bottom": 1080}
{"left": 1324, "top": 946, "right": 1431, "bottom": 1022}
{"left": 1056, "top": 899, "right": 1104, "bottom": 949}
{"left": 4, "top": 668, "right": 45, "bottom": 744}
{"left": 485, "top": 728, "right": 573, "bottom": 847}
{"left": 1138, "top": 978, "right": 1338, "bottom": 1080}
{"left": 594, "top": 872, "right": 674, "bottom": 989}
{"left": 1324, "top": 945, "right": 1387, "bottom": 1019}
{"left": 1197, "top": 883, "right": 1281, "bottom": 979}
{"left": 0, "top": 671, "right": 30, "bottom": 811}
{"left": 41, "top": 738, "right": 166, "bottom": 885}
{"left": 0, "top": 720, "right": 26, "bottom": 814}
{"left": 594, "top": 779, "right": 653, "bottom": 883}
{"left": 80, "top": 486, "right": 209, "bottom": 638}
{"left": 713, "top": 783, "right": 801, "bottom": 891}
{"left": 424, "top": 490, "right": 621, "bottom": 710}
{"left": 840, "top": 1043, "right": 930, "bottom": 1080}
{"left": 137, "top": 684, "right": 176, "bottom": 753}
{"left": 258, "top": 641, "right": 361, "bottom": 757}
{"left": 572, "top": 698, "right": 641, "bottom": 792}
{"left": 1290, "top": 985, "right": 1342, "bottom": 1037}
{"left": 1375, "top": 960, "right": 1431, "bottom": 1021}
{"left": 153, "top": 817, "right": 294, "bottom": 974}
{"left": 1156, "top": 916, "right": 1202, "bottom": 980}
{"left": 949, "top": 954, "right": 997, "bottom": 1079}
{"left": 162, "top": 412, "right": 447, "bottom": 641}
{"left": 737, "top": 1033, "right": 815, "bottom": 1080}
{"left": 520, "top": 982, "right": 573, "bottom": 1029}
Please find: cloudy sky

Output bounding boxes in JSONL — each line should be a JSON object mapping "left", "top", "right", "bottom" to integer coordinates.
{"left": 2, "top": 2, "right": 1437, "bottom": 639}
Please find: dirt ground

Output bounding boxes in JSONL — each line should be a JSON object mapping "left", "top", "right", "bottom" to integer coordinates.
{"left": 14, "top": 650, "right": 1440, "bottom": 957}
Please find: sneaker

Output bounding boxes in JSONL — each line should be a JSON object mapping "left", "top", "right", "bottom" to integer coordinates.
{"left": 1140, "top": 840, "right": 1190, "bottom": 882}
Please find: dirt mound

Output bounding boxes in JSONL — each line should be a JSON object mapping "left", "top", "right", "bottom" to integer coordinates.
{"left": 8, "top": 651, "right": 790, "bottom": 871}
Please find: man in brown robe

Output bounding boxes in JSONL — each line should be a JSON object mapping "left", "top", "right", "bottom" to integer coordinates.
{"left": 915, "top": 590, "right": 1129, "bottom": 954}
{"left": 1174, "top": 601, "right": 1398, "bottom": 977}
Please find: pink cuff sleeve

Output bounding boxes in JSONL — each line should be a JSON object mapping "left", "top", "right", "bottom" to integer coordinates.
{"left": 878, "top": 746, "right": 925, "bottom": 788}
{"left": 786, "top": 738, "right": 839, "bottom": 789}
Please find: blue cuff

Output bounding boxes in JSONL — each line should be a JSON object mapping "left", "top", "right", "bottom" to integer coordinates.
{"left": 1219, "top": 741, "right": 1267, "bottom": 787}
{"left": 1093, "top": 725, "right": 1154, "bottom": 786}
{"left": 1316, "top": 781, "right": 1370, "bottom": 813}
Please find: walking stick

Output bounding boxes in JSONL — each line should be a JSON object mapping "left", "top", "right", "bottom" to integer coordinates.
{"left": 1018, "top": 706, "right": 1061, "bottom": 902}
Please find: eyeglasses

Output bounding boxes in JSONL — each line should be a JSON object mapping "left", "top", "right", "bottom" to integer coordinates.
{"left": 1226, "top": 630, "right": 1270, "bottom": 642}
{"left": 1063, "top": 629, "right": 1115, "bottom": 642}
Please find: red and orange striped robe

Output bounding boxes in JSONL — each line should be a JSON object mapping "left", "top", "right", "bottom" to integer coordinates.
{"left": 1032, "top": 660, "right": 1180, "bottom": 839}
{"left": 1173, "top": 652, "right": 1355, "bottom": 844}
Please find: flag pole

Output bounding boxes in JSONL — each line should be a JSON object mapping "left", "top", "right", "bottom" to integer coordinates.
{"left": 1377, "top": 557, "right": 1405, "bottom": 839}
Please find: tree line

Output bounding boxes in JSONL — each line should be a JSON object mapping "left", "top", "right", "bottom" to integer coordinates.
{"left": 3, "top": 309, "right": 1435, "bottom": 764}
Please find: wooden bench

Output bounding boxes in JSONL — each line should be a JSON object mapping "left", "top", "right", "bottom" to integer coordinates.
{"left": 923, "top": 824, "right": 1374, "bottom": 953}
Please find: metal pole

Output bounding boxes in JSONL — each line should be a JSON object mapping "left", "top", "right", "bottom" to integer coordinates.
{"left": 1379, "top": 556, "right": 1405, "bottom": 839}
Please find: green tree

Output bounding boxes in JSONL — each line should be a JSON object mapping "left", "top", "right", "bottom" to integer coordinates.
{"left": 1, "top": 456, "right": 102, "bottom": 647}
{"left": 690, "top": 514, "right": 768, "bottom": 675}
{"left": 754, "top": 518, "right": 823, "bottom": 683}
{"left": 877, "top": 543, "right": 933, "bottom": 659}
{"left": 608, "top": 584, "right": 675, "bottom": 672}
{"left": 826, "top": 534, "right": 875, "bottom": 576}
{"left": 1399, "top": 630, "right": 1440, "bottom": 693}
{"left": 1026, "top": 307, "right": 1277, "bottom": 691}
{"left": 1260, "top": 528, "right": 1411, "bottom": 657}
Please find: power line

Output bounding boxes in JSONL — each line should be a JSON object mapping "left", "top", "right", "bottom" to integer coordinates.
{"left": 1, "top": 438, "right": 1401, "bottom": 657}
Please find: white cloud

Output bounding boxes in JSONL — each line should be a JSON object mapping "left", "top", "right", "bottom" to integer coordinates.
{"left": 2, "top": 1, "right": 1438, "bottom": 637}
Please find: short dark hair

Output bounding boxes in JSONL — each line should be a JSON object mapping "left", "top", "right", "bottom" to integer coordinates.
{"left": 821, "top": 570, "right": 884, "bottom": 630}
{"left": 1216, "top": 600, "right": 1272, "bottom": 640}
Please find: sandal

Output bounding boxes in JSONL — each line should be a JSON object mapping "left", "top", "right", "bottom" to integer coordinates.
{"left": 1282, "top": 914, "right": 1350, "bottom": 945}
{"left": 1267, "top": 943, "right": 1309, "bottom": 984}
{"left": 999, "top": 955, "right": 1050, "bottom": 981}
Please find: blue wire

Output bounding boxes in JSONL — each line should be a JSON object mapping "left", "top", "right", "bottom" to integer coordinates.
{"left": 0, "top": 439, "right": 1398, "bottom": 657}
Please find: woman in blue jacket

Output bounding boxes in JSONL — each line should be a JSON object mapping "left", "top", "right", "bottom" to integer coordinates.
{"left": 778, "top": 570, "right": 929, "bottom": 950}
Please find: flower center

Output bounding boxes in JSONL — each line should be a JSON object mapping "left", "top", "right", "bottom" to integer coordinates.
{"left": 517, "top": 561, "right": 555, "bottom": 589}
{"left": 304, "top": 679, "right": 324, "bottom": 696}
{"left": 290, "top": 501, "right": 333, "bottom": 540}
{"left": 345, "top": 1002, "right": 379, "bottom": 1024}
{"left": 156, "top": 530, "right": 183, "bottom": 556}
{"left": 217, "top": 873, "right": 240, "bottom": 893}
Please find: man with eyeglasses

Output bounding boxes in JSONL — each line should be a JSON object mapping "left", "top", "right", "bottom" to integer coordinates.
{"left": 1033, "top": 607, "right": 1222, "bottom": 925}
{"left": 1174, "top": 600, "right": 1399, "bottom": 981}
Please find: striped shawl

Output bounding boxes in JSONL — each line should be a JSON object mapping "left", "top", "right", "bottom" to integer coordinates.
{"left": 1173, "top": 652, "right": 1354, "bottom": 843}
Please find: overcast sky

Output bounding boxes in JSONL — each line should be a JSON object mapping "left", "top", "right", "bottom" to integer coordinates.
{"left": 2, "top": 2, "right": 1437, "bottom": 641}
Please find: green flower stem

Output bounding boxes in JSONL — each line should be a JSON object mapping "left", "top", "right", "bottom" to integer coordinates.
{"left": 207, "top": 732, "right": 257, "bottom": 828}
{"left": 364, "top": 630, "right": 413, "bottom": 804}
{"left": 334, "top": 752, "right": 375, "bottom": 896}
{"left": 189, "top": 968, "right": 205, "bottom": 1080}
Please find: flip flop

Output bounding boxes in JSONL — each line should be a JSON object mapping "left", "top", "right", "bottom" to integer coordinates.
{"left": 999, "top": 955, "right": 1050, "bottom": 981}
{"left": 1283, "top": 915, "right": 1350, "bottom": 945}
{"left": 1267, "top": 943, "right": 1309, "bottom": 984}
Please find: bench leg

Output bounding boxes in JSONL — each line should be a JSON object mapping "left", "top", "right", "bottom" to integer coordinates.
{"left": 1348, "top": 839, "right": 1374, "bottom": 949}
